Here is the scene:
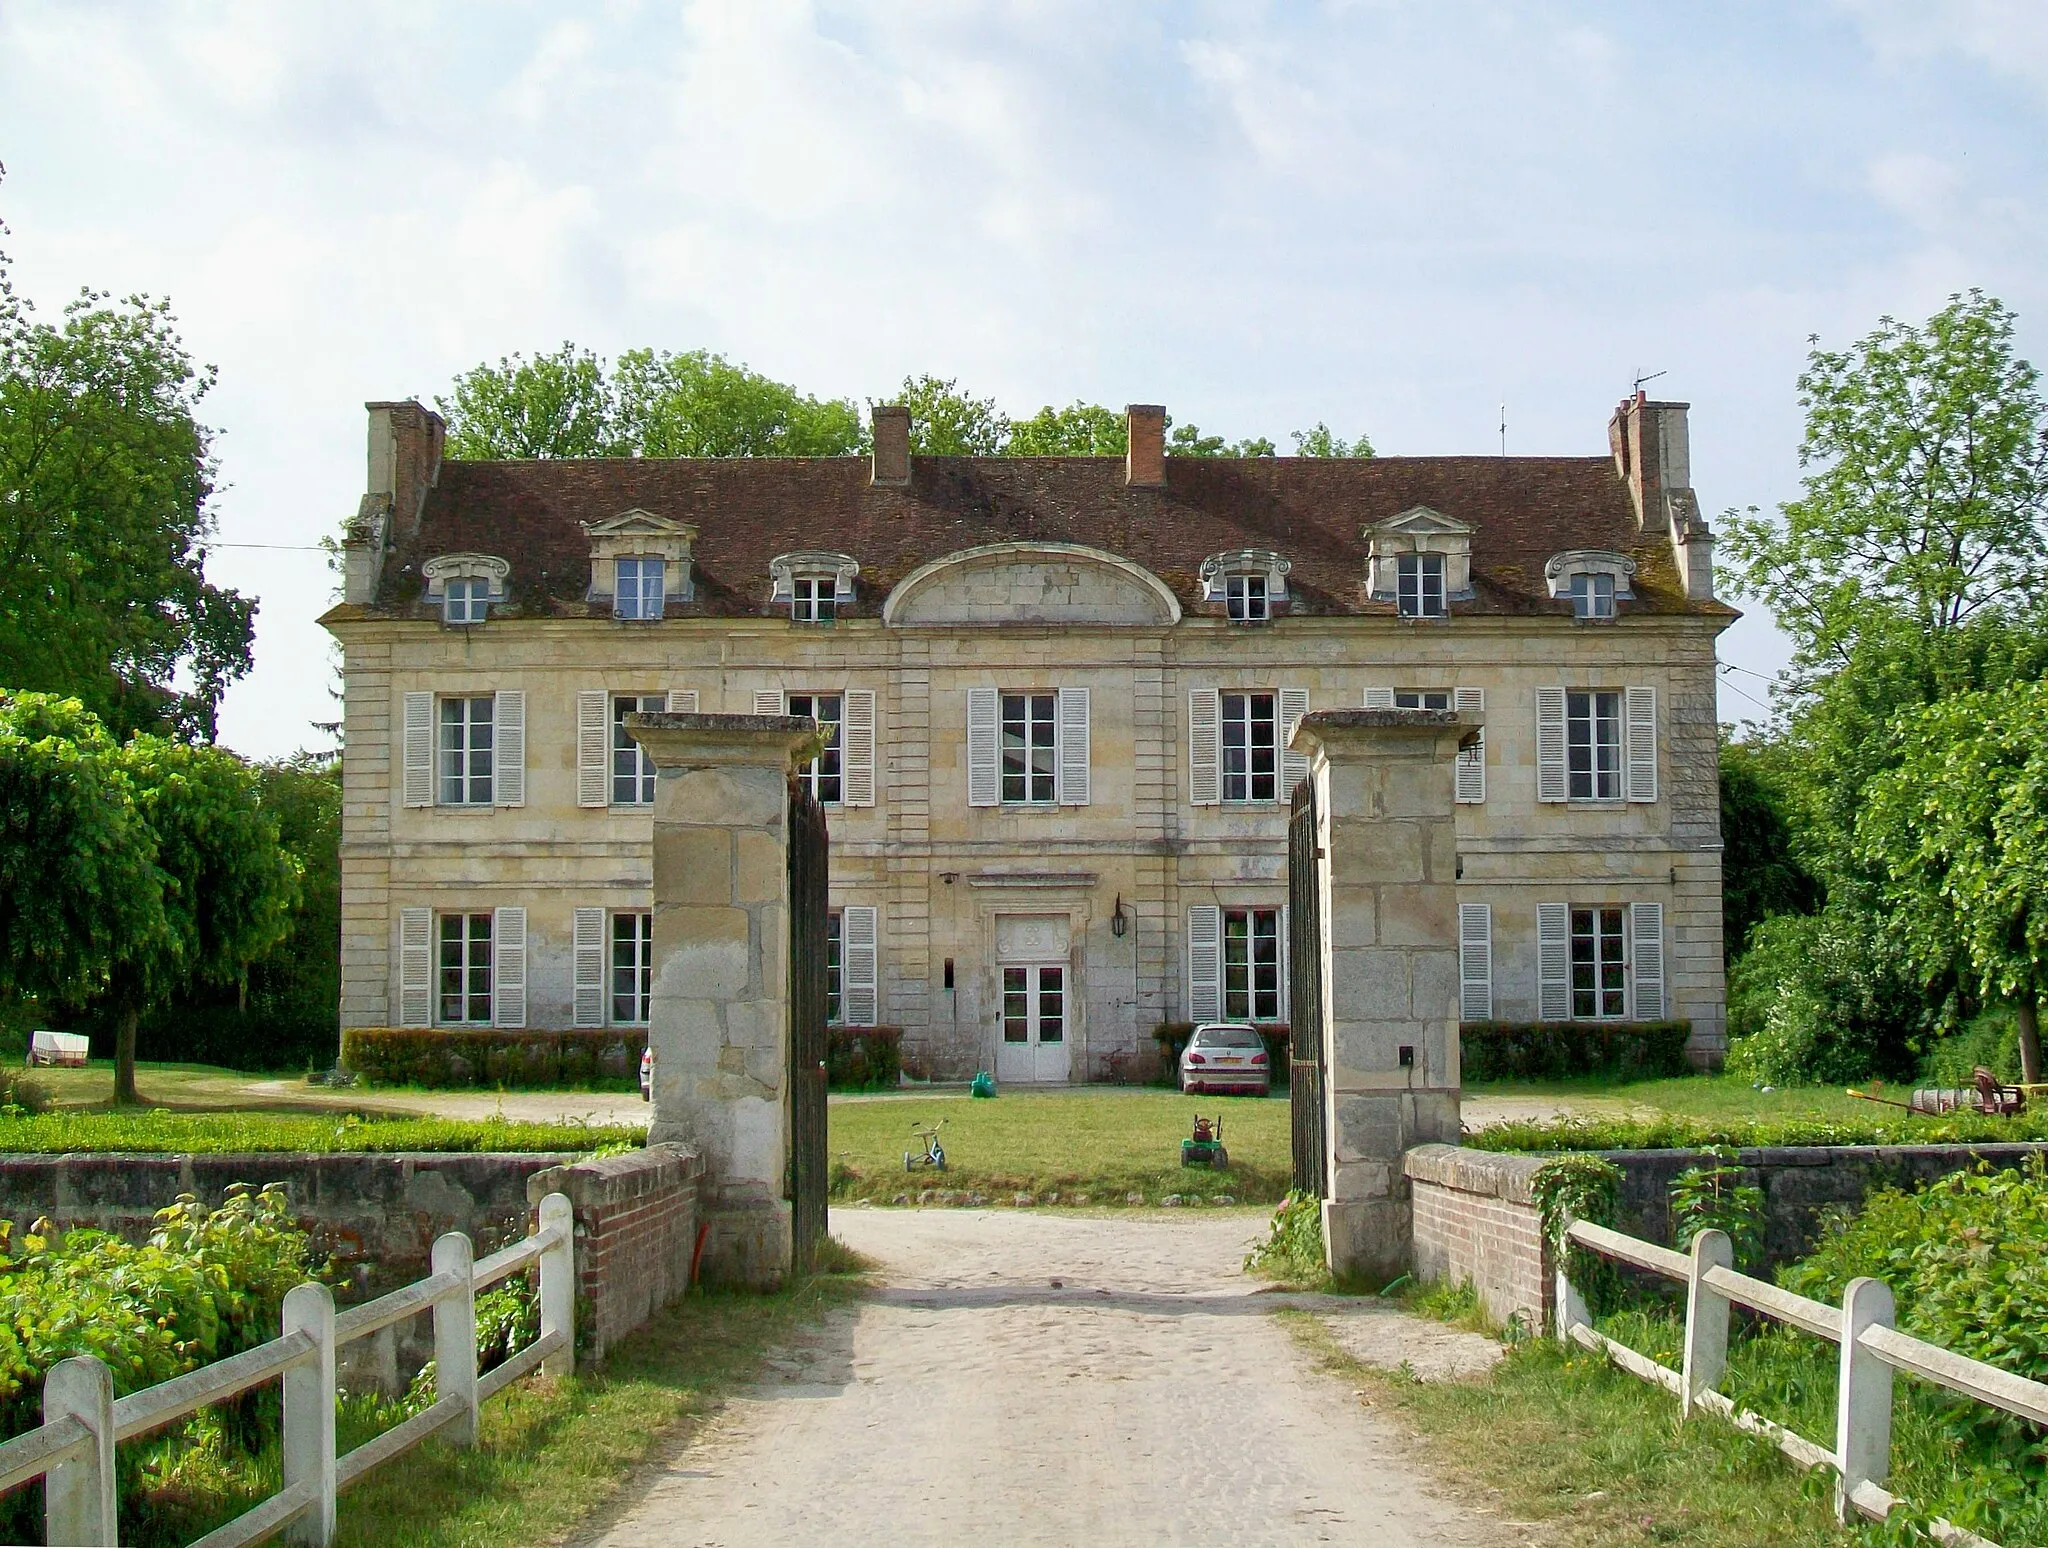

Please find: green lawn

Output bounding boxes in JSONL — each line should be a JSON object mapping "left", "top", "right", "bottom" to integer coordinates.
{"left": 0, "top": 1107, "right": 643, "bottom": 1153}
{"left": 827, "top": 1086, "right": 1288, "bottom": 1204}
{"left": 1468, "top": 1072, "right": 1916, "bottom": 1124}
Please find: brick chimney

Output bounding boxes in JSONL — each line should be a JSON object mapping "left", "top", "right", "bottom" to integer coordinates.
{"left": 348, "top": 401, "right": 445, "bottom": 604}
{"left": 1125, "top": 404, "right": 1165, "bottom": 487}
{"left": 1608, "top": 391, "right": 1716, "bottom": 600}
{"left": 871, "top": 404, "right": 911, "bottom": 487}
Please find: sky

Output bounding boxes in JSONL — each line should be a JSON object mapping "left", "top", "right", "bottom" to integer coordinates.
{"left": 3, "top": 0, "right": 2046, "bottom": 758}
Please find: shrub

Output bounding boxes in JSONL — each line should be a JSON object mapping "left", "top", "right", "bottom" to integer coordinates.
{"left": 1470, "top": 1108, "right": 2048, "bottom": 1153}
{"left": 1668, "top": 1148, "right": 1766, "bottom": 1269}
{"left": 827, "top": 1025, "right": 902, "bottom": 1090}
{"left": 1531, "top": 1153, "right": 1625, "bottom": 1315}
{"left": 1243, "top": 1191, "right": 1326, "bottom": 1284}
{"left": 1459, "top": 1021, "right": 1691, "bottom": 1081}
{"left": 1724, "top": 909, "right": 1928, "bottom": 1085}
{"left": 0, "top": 1109, "right": 642, "bottom": 1153}
{"left": 1919, "top": 1006, "right": 2024, "bottom": 1088}
{"left": 340, "top": 1028, "right": 645, "bottom": 1090}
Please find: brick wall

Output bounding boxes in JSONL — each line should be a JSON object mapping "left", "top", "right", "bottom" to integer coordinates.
{"left": 1405, "top": 1144, "right": 1552, "bottom": 1332}
{"left": 528, "top": 1143, "right": 703, "bottom": 1360}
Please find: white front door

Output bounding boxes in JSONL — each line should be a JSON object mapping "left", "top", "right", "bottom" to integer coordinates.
{"left": 997, "top": 963, "right": 1069, "bottom": 1083}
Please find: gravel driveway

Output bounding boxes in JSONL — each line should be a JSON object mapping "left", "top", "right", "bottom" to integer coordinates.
{"left": 577, "top": 1209, "right": 1512, "bottom": 1548}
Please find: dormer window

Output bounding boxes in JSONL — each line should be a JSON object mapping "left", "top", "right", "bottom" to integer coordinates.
{"left": 770, "top": 551, "right": 859, "bottom": 624}
{"left": 792, "top": 576, "right": 836, "bottom": 624}
{"left": 422, "top": 553, "right": 510, "bottom": 627}
{"left": 1397, "top": 554, "right": 1446, "bottom": 619}
{"left": 1226, "top": 573, "right": 1268, "bottom": 622}
{"left": 615, "top": 557, "right": 666, "bottom": 621}
{"left": 1545, "top": 551, "right": 1637, "bottom": 622}
{"left": 1199, "top": 549, "right": 1290, "bottom": 623}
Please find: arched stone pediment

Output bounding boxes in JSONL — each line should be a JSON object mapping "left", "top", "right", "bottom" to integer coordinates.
{"left": 883, "top": 542, "right": 1181, "bottom": 628}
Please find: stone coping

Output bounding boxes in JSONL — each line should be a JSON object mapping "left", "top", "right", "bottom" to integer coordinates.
{"left": 527, "top": 1142, "right": 703, "bottom": 1208}
{"left": 624, "top": 712, "right": 826, "bottom": 768}
{"left": 1404, "top": 1143, "right": 1546, "bottom": 1204}
{"left": 1292, "top": 708, "right": 1481, "bottom": 753}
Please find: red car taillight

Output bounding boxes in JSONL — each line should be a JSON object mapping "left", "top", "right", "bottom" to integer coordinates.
{"left": 1186, "top": 1052, "right": 1206, "bottom": 1065}
{"left": 1251, "top": 1051, "right": 1268, "bottom": 1065}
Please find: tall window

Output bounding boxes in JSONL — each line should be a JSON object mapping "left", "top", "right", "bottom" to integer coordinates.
{"left": 438, "top": 697, "right": 494, "bottom": 806}
{"left": 443, "top": 578, "right": 489, "bottom": 625}
{"left": 438, "top": 913, "right": 493, "bottom": 1023}
{"left": 1570, "top": 906, "right": 1627, "bottom": 1019}
{"left": 1223, "top": 907, "right": 1282, "bottom": 1022}
{"left": 1225, "top": 573, "right": 1268, "bottom": 622}
{"left": 611, "top": 694, "right": 662, "bottom": 806}
{"left": 615, "top": 558, "right": 666, "bottom": 620}
{"left": 1397, "top": 553, "right": 1446, "bottom": 618}
{"left": 787, "top": 693, "right": 843, "bottom": 804}
{"left": 1000, "top": 692, "right": 1057, "bottom": 804}
{"left": 1569, "top": 572, "right": 1616, "bottom": 620}
{"left": 792, "top": 577, "right": 836, "bottom": 623}
{"left": 1567, "top": 690, "right": 1623, "bottom": 800}
{"left": 1222, "top": 691, "right": 1278, "bottom": 802}
{"left": 826, "top": 912, "right": 843, "bottom": 1025}
{"left": 1393, "top": 690, "right": 1452, "bottom": 710}
{"left": 611, "top": 912, "right": 652, "bottom": 1024}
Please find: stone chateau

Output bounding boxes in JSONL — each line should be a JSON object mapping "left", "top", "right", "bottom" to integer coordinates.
{"left": 325, "top": 395, "right": 1735, "bottom": 1080}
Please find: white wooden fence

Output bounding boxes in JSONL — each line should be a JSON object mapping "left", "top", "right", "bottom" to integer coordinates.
{"left": 0, "top": 1193, "right": 574, "bottom": 1548}
{"left": 1559, "top": 1216, "right": 2048, "bottom": 1548}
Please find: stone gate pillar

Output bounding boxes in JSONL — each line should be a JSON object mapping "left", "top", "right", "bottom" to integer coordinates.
{"left": 1290, "top": 708, "right": 1477, "bottom": 1284}
{"left": 626, "top": 712, "right": 823, "bottom": 1288}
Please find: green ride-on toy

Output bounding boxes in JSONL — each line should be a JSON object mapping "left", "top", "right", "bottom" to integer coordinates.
{"left": 1180, "top": 1114, "right": 1228, "bottom": 1169}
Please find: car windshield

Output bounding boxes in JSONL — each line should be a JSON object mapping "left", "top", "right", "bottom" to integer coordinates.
{"left": 1193, "top": 1026, "right": 1264, "bottom": 1048}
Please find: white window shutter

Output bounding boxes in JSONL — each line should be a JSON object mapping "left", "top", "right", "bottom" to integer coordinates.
{"left": 842, "top": 688, "right": 877, "bottom": 807}
{"left": 402, "top": 693, "right": 434, "bottom": 808}
{"left": 577, "top": 690, "right": 609, "bottom": 808}
{"left": 1362, "top": 687, "right": 1395, "bottom": 710}
{"left": 967, "top": 687, "right": 1000, "bottom": 807}
{"left": 1537, "top": 902, "right": 1571, "bottom": 1020}
{"left": 666, "top": 689, "right": 698, "bottom": 713}
{"left": 1188, "top": 689, "right": 1222, "bottom": 806}
{"left": 1626, "top": 685, "right": 1658, "bottom": 802}
{"left": 1279, "top": 688, "right": 1310, "bottom": 798}
{"left": 1278, "top": 903, "right": 1291, "bottom": 1022}
{"left": 1459, "top": 903, "right": 1493, "bottom": 1022}
{"left": 1536, "top": 687, "right": 1568, "bottom": 803}
{"left": 754, "top": 689, "right": 784, "bottom": 717}
{"left": 1057, "top": 687, "right": 1090, "bottom": 806}
{"left": 493, "top": 906, "right": 527, "bottom": 1028}
{"left": 493, "top": 690, "right": 525, "bottom": 807}
{"left": 572, "top": 907, "right": 606, "bottom": 1028}
{"left": 1188, "top": 905, "right": 1222, "bottom": 1022}
{"left": 398, "top": 908, "right": 432, "bottom": 1027}
{"left": 1454, "top": 686, "right": 1485, "bottom": 804}
{"left": 1631, "top": 901, "right": 1666, "bottom": 1019}
{"left": 842, "top": 906, "right": 879, "bottom": 1026}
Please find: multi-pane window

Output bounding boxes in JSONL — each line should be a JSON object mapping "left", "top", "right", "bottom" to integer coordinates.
{"left": 1225, "top": 573, "right": 1268, "bottom": 622}
{"left": 1393, "top": 690, "right": 1453, "bottom": 710}
{"left": 788, "top": 693, "right": 843, "bottom": 803}
{"left": 1569, "top": 572, "right": 1616, "bottom": 620}
{"left": 438, "top": 913, "right": 493, "bottom": 1024}
{"left": 1223, "top": 907, "right": 1283, "bottom": 1022}
{"left": 1397, "top": 553, "right": 1447, "bottom": 618}
{"left": 611, "top": 694, "right": 662, "bottom": 806}
{"left": 1222, "top": 691, "right": 1279, "bottom": 802}
{"left": 1000, "top": 692, "right": 1057, "bottom": 804}
{"left": 443, "top": 579, "right": 489, "bottom": 625}
{"left": 611, "top": 911, "right": 652, "bottom": 1024}
{"left": 792, "top": 577, "right": 836, "bottom": 623}
{"left": 438, "top": 697, "right": 494, "bottom": 806}
{"left": 826, "top": 912, "right": 843, "bottom": 1025}
{"left": 1570, "top": 906, "right": 1627, "bottom": 1019}
{"left": 1567, "top": 690, "right": 1623, "bottom": 800}
{"left": 615, "top": 558, "right": 665, "bottom": 621}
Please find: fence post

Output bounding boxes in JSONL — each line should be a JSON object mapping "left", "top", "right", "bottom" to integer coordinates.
{"left": 538, "top": 1192, "right": 575, "bottom": 1378}
{"left": 1553, "top": 1219, "right": 1591, "bottom": 1341}
{"left": 44, "top": 1355, "right": 115, "bottom": 1547}
{"left": 1836, "top": 1275, "right": 1896, "bottom": 1524}
{"left": 433, "top": 1231, "right": 479, "bottom": 1447}
{"left": 1681, "top": 1228, "right": 1733, "bottom": 1419}
{"left": 283, "top": 1282, "right": 337, "bottom": 1546}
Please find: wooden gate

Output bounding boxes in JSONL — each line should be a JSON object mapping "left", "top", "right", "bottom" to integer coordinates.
{"left": 1287, "top": 777, "right": 1327, "bottom": 1199}
{"left": 786, "top": 783, "right": 830, "bottom": 1272}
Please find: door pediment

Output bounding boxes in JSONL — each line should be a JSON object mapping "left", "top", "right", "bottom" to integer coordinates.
{"left": 884, "top": 542, "right": 1180, "bottom": 628}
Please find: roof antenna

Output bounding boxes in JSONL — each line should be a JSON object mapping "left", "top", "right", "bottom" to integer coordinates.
{"left": 1633, "top": 367, "right": 1667, "bottom": 395}
{"left": 1499, "top": 402, "right": 1506, "bottom": 457}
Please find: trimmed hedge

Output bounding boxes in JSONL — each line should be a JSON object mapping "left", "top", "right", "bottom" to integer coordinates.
{"left": 1459, "top": 1020, "right": 1692, "bottom": 1082}
{"left": 340, "top": 1028, "right": 645, "bottom": 1090}
{"left": 828, "top": 1025, "right": 902, "bottom": 1090}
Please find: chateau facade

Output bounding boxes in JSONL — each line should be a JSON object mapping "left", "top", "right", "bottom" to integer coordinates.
{"left": 326, "top": 396, "right": 1734, "bottom": 1080}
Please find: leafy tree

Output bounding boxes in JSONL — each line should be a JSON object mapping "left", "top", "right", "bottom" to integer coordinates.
{"left": 0, "top": 233, "right": 253, "bottom": 738}
{"left": 1007, "top": 401, "right": 1127, "bottom": 456}
{"left": 1169, "top": 421, "right": 1276, "bottom": 457}
{"left": 1722, "top": 291, "right": 2048, "bottom": 677}
{"left": 895, "top": 375, "right": 1009, "bottom": 455}
{"left": 1718, "top": 735, "right": 1819, "bottom": 957}
{"left": 439, "top": 342, "right": 618, "bottom": 459}
{"left": 613, "top": 349, "right": 863, "bottom": 456}
{"left": 1857, "top": 680, "right": 2048, "bottom": 1082}
{"left": 1291, "top": 423, "right": 1375, "bottom": 458}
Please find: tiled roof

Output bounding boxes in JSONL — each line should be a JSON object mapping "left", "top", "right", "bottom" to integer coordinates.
{"left": 368, "top": 453, "right": 1731, "bottom": 620}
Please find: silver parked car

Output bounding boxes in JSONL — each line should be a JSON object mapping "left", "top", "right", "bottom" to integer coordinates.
{"left": 1178, "top": 1022, "right": 1271, "bottom": 1096}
